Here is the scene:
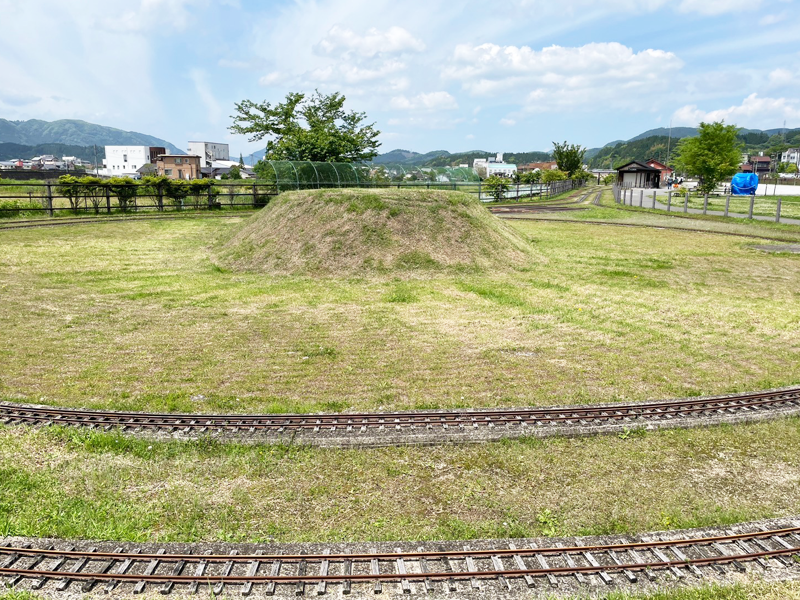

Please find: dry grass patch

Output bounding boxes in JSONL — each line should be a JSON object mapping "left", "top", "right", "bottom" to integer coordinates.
{"left": 212, "top": 188, "right": 535, "bottom": 276}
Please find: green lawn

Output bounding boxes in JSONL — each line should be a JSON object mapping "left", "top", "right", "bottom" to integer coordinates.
{"left": 1, "top": 419, "right": 799, "bottom": 543}
{"left": 0, "top": 201, "right": 799, "bottom": 414}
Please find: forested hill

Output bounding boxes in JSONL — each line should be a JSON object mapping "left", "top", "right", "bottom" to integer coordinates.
{"left": 0, "top": 119, "right": 182, "bottom": 154}
{"left": 587, "top": 136, "right": 672, "bottom": 169}
{"left": 588, "top": 128, "right": 800, "bottom": 169}
{"left": 0, "top": 142, "right": 103, "bottom": 162}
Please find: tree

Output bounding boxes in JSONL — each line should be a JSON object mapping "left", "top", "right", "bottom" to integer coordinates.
{"left": 238, "top": 153, "right": 245, "bottom": 168}
{"left": 229, "top": 90, "right": 381, "bottom": 162}
{"left": 520, "top": 171, "right": 541, "bottom": 184}
{"left": 674, "top": 121, "right": 742, "bottom": 195}
{"left": 540, "top": 169, "right": 569, "bottom": 184}
{"left": 552, "top": 141, "right": 586, "bottom": 177}
{"left": 108, "top": 177, "right": 138, "bottom": 212}
{"left": 787, "top": 163, "right": 799, "bottom": 174}
{"left": 483, "top": 176, "right": 510, "bottom": 202}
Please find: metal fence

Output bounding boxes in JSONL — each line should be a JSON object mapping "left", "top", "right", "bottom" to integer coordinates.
{"left": 612, "top": 185, "right": 798, "bottom": 224}
{"left": 0, "top": 178, "right": 586, "bottom": 218}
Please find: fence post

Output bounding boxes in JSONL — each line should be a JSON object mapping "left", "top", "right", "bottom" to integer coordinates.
{"left": 516, "top": 182, "right": 520, "bottom": 200}
{"left": 652, "top": 191, "right": 657, "bottom": 209}
{"left": 252, "top": 183, "right": 258, "bottom": 208}
{"left": 478, "top": 180, "right": 482, "bottom": 200}
{"left": 157, "top": 185, "right": 164, "bottom": 211}
{"left": 639, "top": 190, "right": 643, "bottom": 207}
{"left": 45, "top": 182, "right": 54, "bottom": 217}
{"left": 725, "top": 195, "right": 730, "bottom": 217}
{"left": 748, "top": 195, "right": 755, "bottom": 219}
{"left": 667, "top": 191, "right": 672, "bottom": 212}
{"left": 105, "top": 185, "right": 111, "bottom": 214}
{"left": 208, "top": 185, "right": 213, "bottom": 209}
{"left": 684, "top": 192, "right": 689, "bottom": 213}
{"left": 776, "top": 197, "right": 782, "bottom": 223}
{"left": 703, "top": 194, "right": 708, "bottom": 215}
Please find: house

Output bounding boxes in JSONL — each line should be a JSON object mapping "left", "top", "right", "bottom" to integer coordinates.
{"left": 646, "top": 158, "right": 673, "bottom": 184}
{"left": 155, "top": 155, "right": 201, "bottom": 180}
{"left": 780, "top": 148, "right": 800, "bottom": 167}
{"left": 187, "top": 141, "right": 230, "bottom": 168}
{"left": 615, "top": 160, "right": 661, "bottom": 188}
{"left": 104, "top": 146, "right": 166, "bottom": 176}
{"left": 749, "top": 155, "right": 772, "bottom": 177}
{"left": 518, "top": 161, "right": 558, "bottom": 173}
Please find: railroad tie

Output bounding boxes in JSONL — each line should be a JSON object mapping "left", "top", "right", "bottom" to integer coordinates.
{"left": 243, "top": 549, "right": 263, "bottom": 596}
{"left": 265, "top": 555, "right": 282, "bottom": 596}
{"left": 395, "top": 547, "right": 411, "bottom": 594}
{"left": 509, "top": 543, "right": 535, "bottom": 588}
{"left": 530, "top": 543, "right": 558, "bottom": 588}
{"left": 133, "top": 547, "right": 165, "bottom": 594}
{"left": 556, "top": 543, "right": 585, "bottom": 585}
{"left": 188, "top": 550, "right": 212, "bottom": 595}
{"left": 82, "top": 546, "right": 122, "bottom": 593}
{"left": 295, "top": 552, "right": 307, "bottom": 597}
{"left": 32, "top": 545, "right": 65, "bottom": 590}
{"left": 342, "top": 553, "right": 352, "bottom": 595}
{"left": 491, "top": 554, "right": 511, "bottom": 591}
{"left": 463, "top": 546, "right": 481, "bottom": 591}
{"left": 57, "top": 545, "right": 97, "bottom": 592}
{"left": 370, "top": 554, "right": 381, "bottom": 594}
{"left": 417, "top": 546, "right": 435, "bottom": 594}
{"left": 104, "top": 548, "right": 140, "bottom": 593}
{"left": 315, "top": 549, "right": 329, "bottom": 596}
{"left": 583, "top": 551, "right": 613, "bottom": 585}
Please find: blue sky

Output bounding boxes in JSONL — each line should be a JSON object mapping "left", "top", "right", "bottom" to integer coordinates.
{"left": 1, "top": 0, "right": 799, "bottom": 157}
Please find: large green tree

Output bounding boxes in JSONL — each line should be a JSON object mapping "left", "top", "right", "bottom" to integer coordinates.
{"left": 552, "top": 141, "right": 587, "bottom": 177}
{"left": 675, "top": 121, "right": 742, "bottom": 194}
{"left": 229, "top": 91, "right": 381, "bottom": 163}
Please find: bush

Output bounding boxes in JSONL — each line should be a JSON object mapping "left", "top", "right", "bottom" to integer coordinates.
{"left": 0, "top": 199, "right": 42, "bottom": 218}
{"left": 483, "top": 176, "right": 510, "bottom": 202}
{"left": 540, "top": 169, "right": 569, "bottom": 184}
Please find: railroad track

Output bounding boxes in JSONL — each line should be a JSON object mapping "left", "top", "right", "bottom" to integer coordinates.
{"left": 3, "top": 387, "right": 799, "bottom": 446}
{"left": 3, "top": 522, "right": 800, "bottom": 596}
{"left": 488, "top": 191, "right": 594, "bottom": 214}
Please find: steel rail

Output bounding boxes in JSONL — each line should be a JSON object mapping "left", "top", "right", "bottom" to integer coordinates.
{"left": 2, "top": 388, "right": 798, "bottom": 433}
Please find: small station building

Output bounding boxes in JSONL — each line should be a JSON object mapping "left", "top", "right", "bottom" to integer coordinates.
{"left": 615, "top": 160, "right": 661, "bottom": 188}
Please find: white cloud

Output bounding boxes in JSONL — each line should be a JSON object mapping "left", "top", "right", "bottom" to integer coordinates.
{"left": 499, "top": 118, "right": 516, "bottom": 126}
{"left": 513, "top": 0, "right": 760, "bottom": 15}
{"left": 443, "top": 42, "right": 682, "bottom": 112}
{"left": 759, "top": 12, "right": 786, "bottom": 25}
{"left": 672, "top": 94, "right": 800, "bottom": 128}
{"left": 768, "top": 67, "right": 796, "bottom": 88}
{"left": 390, "top": 92, "right": 458, "bottom": 111}
{"left": 675, "top": 0, "right": 762, "bottom": 15}
{"left": 314, "top": 25, "right": 425, "bottom": 57}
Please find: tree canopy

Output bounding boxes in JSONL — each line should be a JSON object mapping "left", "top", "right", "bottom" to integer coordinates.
{"left": 674, "top": 121, "right": 742, "bottom": 194}
{"left": 552, "top": 141, "right": 586, "bottom": 177}
{"left": 229, "top": 91, "right": 381, "bottom": 163}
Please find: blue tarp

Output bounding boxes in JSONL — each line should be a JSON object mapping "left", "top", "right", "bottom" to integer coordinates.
{"left": 731, "top": 173, "right": 758, "bottom": 195}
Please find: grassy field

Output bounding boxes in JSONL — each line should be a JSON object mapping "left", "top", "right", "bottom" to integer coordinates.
{"left": 665, "top": 193, "right": 800, "bottom": 221}
{"left": 1, "top": 419, "right": 799, "bottom": 542}
{"left": 0, "top": 194, "right": 799, "bottom": 414}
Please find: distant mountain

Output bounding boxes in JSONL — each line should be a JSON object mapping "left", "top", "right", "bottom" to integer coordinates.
{"left": 628, "top": 127, "right": 699, "bottom": 142}
{"left": 0, "top": 119, "right": 183, "bottom": 154}
{"left": 371, "top": 149, "right": 552, "bottom": 167}
{"left": 0, "top": 142, "right": 104, "bottom": 162}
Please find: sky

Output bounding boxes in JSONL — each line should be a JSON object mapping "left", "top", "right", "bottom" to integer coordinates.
{"left": 1, "top": 0, "right": 799, "bottom": 157}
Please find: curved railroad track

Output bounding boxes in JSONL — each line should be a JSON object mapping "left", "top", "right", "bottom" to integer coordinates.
{"left": 3, "top": 386, "right": 799, "bottom": 447}
{"left": 2, "top": 520, "right": 799, "bottom": 596}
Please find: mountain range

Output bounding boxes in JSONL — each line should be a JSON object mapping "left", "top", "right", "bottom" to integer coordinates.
{"left": 0, "top": 119, "right": 182, "bottom": 155}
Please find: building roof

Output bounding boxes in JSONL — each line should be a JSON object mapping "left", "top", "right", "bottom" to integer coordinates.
{"left": 646, "top": 158, "right": 673, "bottom": 171}
{"left": 616, "top": 160, "right": 660, "bottom": 172}
{"left": 751, "top": 156, "right": 771, "bottom": 162}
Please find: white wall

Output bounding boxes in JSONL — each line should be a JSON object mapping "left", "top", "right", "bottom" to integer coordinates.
{"left": 104, "top": 146, "right": 151, "bottom": 175}
{"left": 188, "top": 142, "right": 230, "bottom": 166}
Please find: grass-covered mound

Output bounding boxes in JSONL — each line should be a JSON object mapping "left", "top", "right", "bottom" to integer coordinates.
{"left": 212, "top": 188, "right": 534, "bottom": 276}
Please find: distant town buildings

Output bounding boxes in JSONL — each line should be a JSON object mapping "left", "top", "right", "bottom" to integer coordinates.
{"left": 780, "top": 148, "right": 799, "bottom": 167}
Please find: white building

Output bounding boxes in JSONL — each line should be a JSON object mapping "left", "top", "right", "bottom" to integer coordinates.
{"left": 473, "top": 153, "right": 517, "bottom": 178}
{"left": 188, "top": 141, "right": 230, "bottom": 168}
{"left": 780, "top": 148, "right": 800, "bottom": 167}
{"left": 103, "top": 146, "right": 165, "bottom": 176}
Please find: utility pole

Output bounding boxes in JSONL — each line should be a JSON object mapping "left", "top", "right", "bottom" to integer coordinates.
{"left": 93, "top": 144, "right": 98, "bottom": 176}
{"left": 666, "top": 119, "right": 673, "bottom": 168}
